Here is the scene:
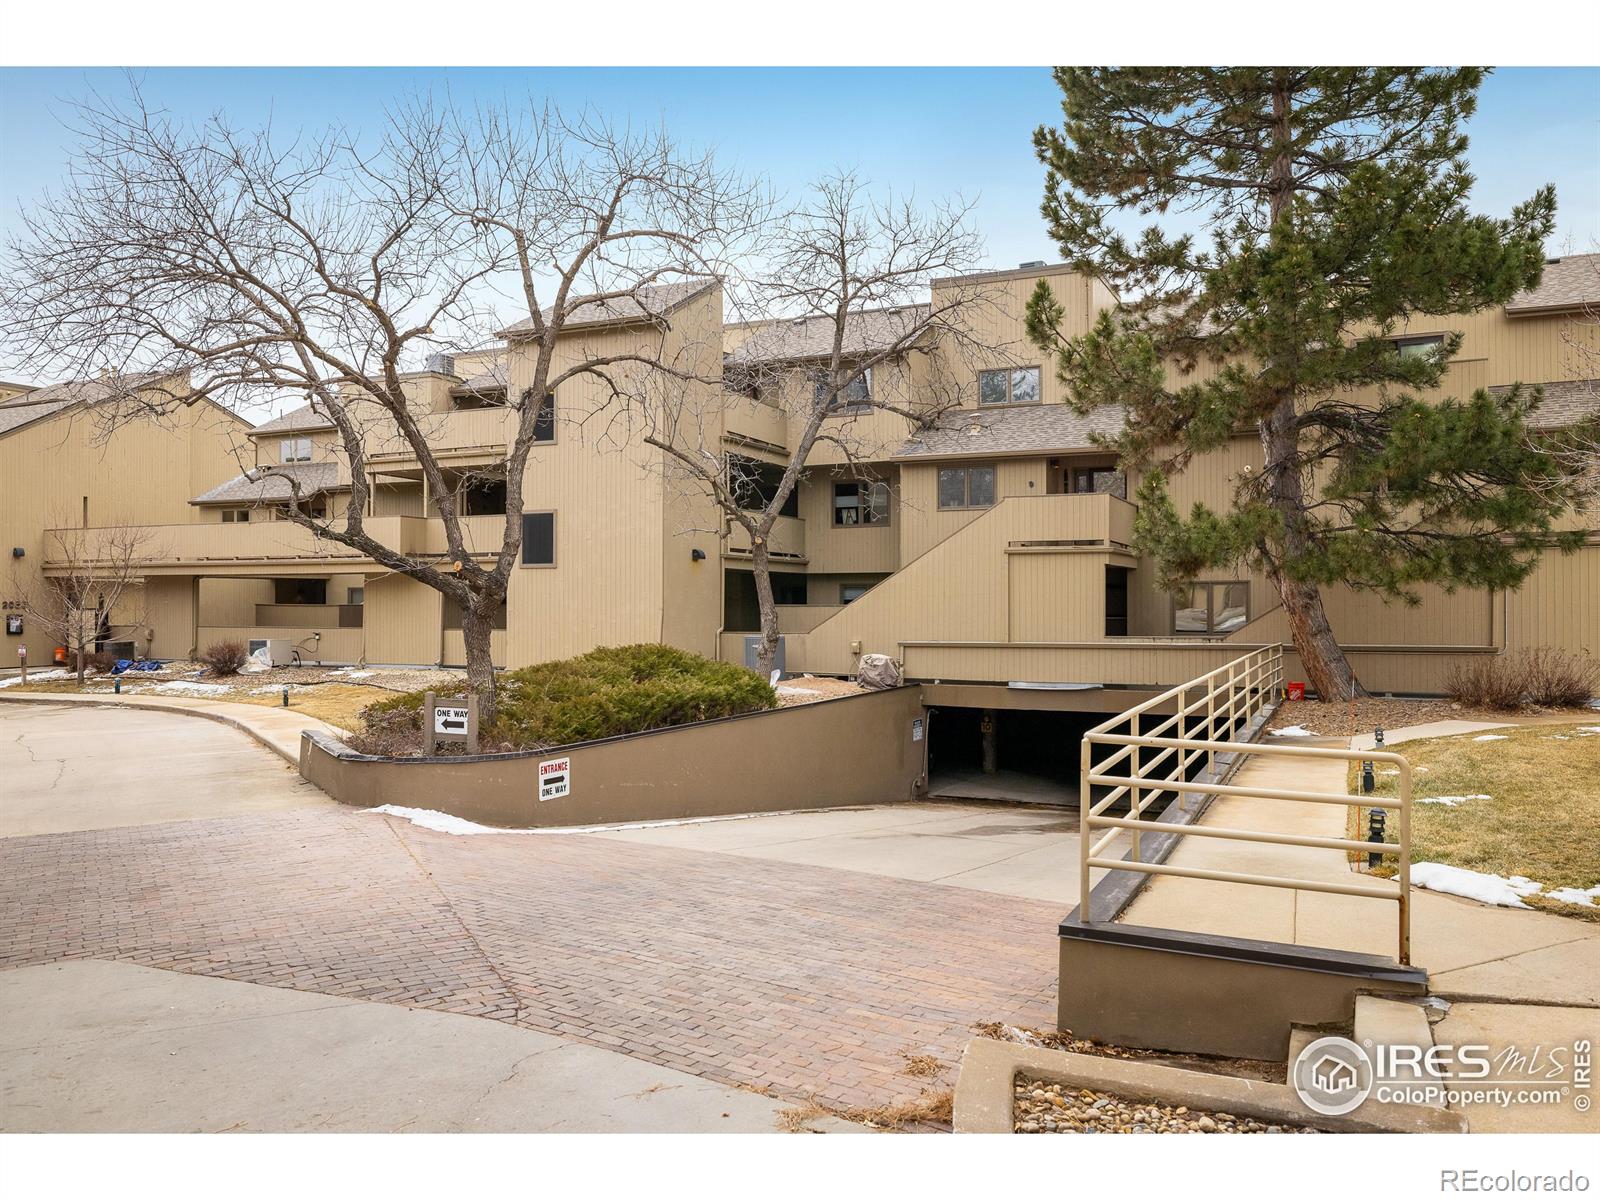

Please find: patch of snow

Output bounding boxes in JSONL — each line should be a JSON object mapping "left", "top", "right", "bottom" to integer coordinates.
{"left": 152, "top": 681, "right": 231, "bottom": 696}
{"left": 1545, "top": 886, "right": 1600, "bottom": 908}
{"left": 1411, "top": 862, "right": 1544, "bottom": 908}
{"left": 369, "top": 805, "right": 528, "bottom": 836}
{"left": 368, "top": 803, "right": 864, "bottom": 839}
{"left": 1573, "top": 726, "right": 1600, "bottom": 737}
{"left": 0, "top": 669, "right": 72, "bottom": 689}
{"left": 776, "top": 686, "right": 821, "bottom": 697}
{"left": 342, "top": 670, "right": 375, "bottom": 679}
{"left": 1269, "top": 725, "right": 1316, "bottom": 738}
{"left": 1470, "top": 734, "right": 1509, "bottom": 742}
{"left": 1416, "top": 794, "right": 1491, "bottom": 807}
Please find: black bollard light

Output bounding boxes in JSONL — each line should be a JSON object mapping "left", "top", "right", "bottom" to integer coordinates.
{"left": 1367, "top": 807, "right": 1387, "bottom": 870}
{"left": 281, "top": 685, "right": 289, "bottom": 708}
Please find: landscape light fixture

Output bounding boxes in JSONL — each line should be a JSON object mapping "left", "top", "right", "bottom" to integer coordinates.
{"left": 1367, "top": 807, "right": 1387, "bottom": 870}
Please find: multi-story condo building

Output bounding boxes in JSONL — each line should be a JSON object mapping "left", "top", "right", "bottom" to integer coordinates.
{"left": 6, "top": 259, "right": 1596, "bottom": 750}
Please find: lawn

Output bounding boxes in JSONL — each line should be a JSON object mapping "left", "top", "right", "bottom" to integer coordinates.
{"left": 4, "top": 674, "right": 388, "bottom": 734}
{"left": 1348, "top": 722, "right": 1600, "bottom": 918}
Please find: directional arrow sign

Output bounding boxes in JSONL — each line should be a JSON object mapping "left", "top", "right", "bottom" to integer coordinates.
{"left": 434, "top": 706, "right": 471, "bottom": 736}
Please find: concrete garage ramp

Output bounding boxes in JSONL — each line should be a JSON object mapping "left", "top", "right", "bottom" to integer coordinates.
{"left": 0, "top": 702, "right": 326, "bottom": 837}
{"left": 0, "top": 961, "right": 859, "bottom": 1134}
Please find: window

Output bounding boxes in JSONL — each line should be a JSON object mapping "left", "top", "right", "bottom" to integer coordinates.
{"left": 346, "top": 587, "right": 364, "bottom": 605}
{"left": 521, "top": 511, "right": 555, "bottom": 566}
{"left": 1172, "top": 581, "right": 1250, "bottom": 636}
{"left": 220, "top": 508, "right": 251, "bottom": 523}
{"left": 840, "top": 583, "right": 872, "bottom": 604}
{"left": 280, "top": 436, "right": 313, "bottom": 463}
{"left": 274, "top": 578, "right": 327, "bottom": 605}
{"left": 1069, "top": 466, "right": 1127, "bottom": 499}
{"left": 833, "top": 481, "right": 890, "bottom": 527}
{"left": 937, "top": 464, "right": 997, "bottom": 509}
{"left": 441, "top": 594, "right": 508, "bottom": 630}
{"left": 533, "top": 393, "right": 556, "bottom": 443}
{"left": 728, "top": 455, "right": 799, "bottom": 519}
{"left": 978, "top": 366, "right": 1041, "bottom": 406}
{"left": 814, "top": 367, "right": 872, "bottom": 413}
{"left": 1392, "top": 335, "right": 1445, "bottom": 361}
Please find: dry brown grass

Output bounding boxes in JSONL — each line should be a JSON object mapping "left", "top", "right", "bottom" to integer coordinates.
{"left": 843, "top": 1088, "right": 954, "bottom": 1130}
{"left": 900, "top": 1052, "right": 944, "bottom": 1079}
{"left": 224, "top": 684, "right": 382, "bottom": 732}
{"left": 775, "top": 1099, "right": 834, "bottom": 1132}
{"left": 1446, "top": 649, "right": 1600, "bottom": 711}
{"left": 1349, "top": 721, "right": 1600, "bottom": 913}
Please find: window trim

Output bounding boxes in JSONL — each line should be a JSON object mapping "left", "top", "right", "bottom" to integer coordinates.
{"left": 1170, "top": 580, "right": 1251, "bottom": 637}
{"left": 936, "top": 463, "right": 998, "bottom": 510}
{"left": 832, "top": 480, "right": 891, "bottom": 528}
{"left": 220, "top": 508, "right": 251, "bottom": 523}
{"left": 519, "top": 509, "right": 557, "bottom": 569}
{"left": 977, "top": 365, "right": 1043, "bottom": 407}
{"left": 279, "top": 436, "right": 313, "bottom": 463}
{"left": 1390, "top": 334, "right": 1446, "bottom": 360}
{"left": 839, "top": 583, "right": 873, "bottom": 604}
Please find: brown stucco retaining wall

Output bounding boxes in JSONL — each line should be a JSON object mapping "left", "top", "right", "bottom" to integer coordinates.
{"left": 300, "top": 685, "right": 928, "bottom": 828}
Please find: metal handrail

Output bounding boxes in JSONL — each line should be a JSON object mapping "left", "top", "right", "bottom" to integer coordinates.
{"left": 1078, "top": 647, "right": 1413, "bottom": 965}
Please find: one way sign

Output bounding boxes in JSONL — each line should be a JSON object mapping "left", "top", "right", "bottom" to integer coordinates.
{"left": 424, "top": 691, "right": 478, "bottom": 754}
{"left": 434, "top": 706, "right": 470, "bottom": 735}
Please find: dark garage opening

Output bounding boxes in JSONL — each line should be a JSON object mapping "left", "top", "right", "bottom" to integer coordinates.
{"left": 925, "top": 704, "right": 1201, "bottom": 811}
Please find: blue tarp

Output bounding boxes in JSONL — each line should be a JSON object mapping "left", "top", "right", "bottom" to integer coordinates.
{"left": 112, "top": 659, "right": 164, "bottom": 674}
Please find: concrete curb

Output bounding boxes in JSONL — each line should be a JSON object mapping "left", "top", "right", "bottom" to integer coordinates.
{"left": 0, "top": 690, "right": 341, "bottom": 768}
{"left": 952, "top": 1037, "right": 1468, "bottom": 1134}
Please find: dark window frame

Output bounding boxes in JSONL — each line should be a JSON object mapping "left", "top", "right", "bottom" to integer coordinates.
{"left": 1170, "top": 580, "right": 1251, "bottom": 636}
{"left": 832, "top": 480, "right": 891, "bottom": 527}
{"left": 520, "top": 510, "right": 556, "bottom": 568}
{"left": 936, "top": 463, "right": 998, "bottom": 510}
{"left": 977, "top": 365, "right": 1042, "bottom": 406}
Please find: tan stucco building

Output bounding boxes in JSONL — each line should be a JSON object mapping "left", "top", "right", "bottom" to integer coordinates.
{"left": 3, "top": 257, "right": 1596, "bottom": 711}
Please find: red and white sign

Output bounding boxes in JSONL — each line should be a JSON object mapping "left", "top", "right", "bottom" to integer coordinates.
{"left": 538, "top": 756, "right": 571, "bottom": 802}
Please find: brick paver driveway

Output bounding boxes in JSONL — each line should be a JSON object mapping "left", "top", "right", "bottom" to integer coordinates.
{"left": 0, "top": 704, "right": 1063, "bottom": 1115}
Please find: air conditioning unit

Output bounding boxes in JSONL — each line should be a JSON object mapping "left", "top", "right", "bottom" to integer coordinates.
{"left": 266, "top": 638, "right": 296, "bottom": 667}
{"left": 742, "top": 635, "right": 786, "bottom": 676}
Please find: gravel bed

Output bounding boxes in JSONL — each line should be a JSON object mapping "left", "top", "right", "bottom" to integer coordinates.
{"left": 1014, "top": 1077, "right": 1316, "bottom": 1134}
{"left": 1265, "top": 696, "right": 1524, "bottom": 738}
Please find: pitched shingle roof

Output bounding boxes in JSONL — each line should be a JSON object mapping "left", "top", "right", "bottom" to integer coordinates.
{"left": 1505, "top": 254, "right": 1600, "bottom": 316}
{"left": 251, "top": 401, "right": 337, "bottom": 435}
{"left": 450, "top": 361, "right": 509, "bottom": 395}
{"left": 726, "top": 305, "right": 932, "bottom": 367}
{"left": 0, "top": 373, "right": 171, "bottom": 437}
{"left": 191, "top": 461, "right": 342, "bottom": 505}
{"left": 895, "top": 402, "right": 1128, "bottom": 459}
{"left": 1488, "top": 378, "right": 1600, "bottom": 430}
{"left": 499, "top": 279, "right": 717, "bottom": 338}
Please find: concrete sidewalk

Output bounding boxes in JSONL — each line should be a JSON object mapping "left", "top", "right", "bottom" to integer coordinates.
{"left": 0, "top": 688, "right": 342, "bottom": 766}
{"left": 0, "top": 960, "right": 861, "bottom": 1133}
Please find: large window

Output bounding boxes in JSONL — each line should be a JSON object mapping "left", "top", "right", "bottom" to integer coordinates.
{"left": 1392, "top": 335, "right": 1445, "bottom": 361}
{"left": 521, "top": 511, "right": 555, "bottom": 567}
{"left": 441, "top": 594, "right": 508, "bottom": 630}
{"left": 1069, "top": 465, "right": 1127, "bottom": 499}
{"left": 937, "top": 463, "right": 997, "bottom": 509}
{"left": 533, "top": 393, "right": 556, "bottom": 442}
{"left": 728, "top": 455, "right": 799, "bottom": 519}
{"left": 280, "top": 436, "right": 313, "bottom": 463}
{"left": 833, "top": 480, "right": 890, "bottom": 526}
{"left": 978, "top": 366, "right": 1041, "bottom": 406}
{"left": 814, "top": 367, "right": 872, "bottom": 413}
{"left": 1172, "top": 581, "right": 1250, "bottom": 635}
{"left": 459, "top": 478, "right": 507, "bottom": 516}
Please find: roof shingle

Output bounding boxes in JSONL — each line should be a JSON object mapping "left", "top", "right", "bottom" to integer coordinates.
{"left": 191, "top": 461, "right": 342, "bottom": 505}
{"left": 1505, "top": 254, "right": 1600, "bottom": 315}
{"left": 1488, "top": 378, "right": 1600, "bottom": 430}
{"left": 895, "top": 402, "right": 1128, "bottom": 459}
{"left": 499, "top": 279, "right": 717, "bottom": 338}
{"left": 725, "top": 305, "right": 931, "bottom": 368}
{"left": 0, "top": 373, "right": 171, "bottom": 437}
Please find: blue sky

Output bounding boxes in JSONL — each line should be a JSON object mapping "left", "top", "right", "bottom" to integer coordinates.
{"left": 2, "top": 66, "right": 1597, "bottom": 271}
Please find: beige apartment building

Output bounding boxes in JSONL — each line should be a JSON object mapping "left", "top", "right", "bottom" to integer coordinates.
{"left": 4, "top": 260, "right": 1596, "bottom": 744}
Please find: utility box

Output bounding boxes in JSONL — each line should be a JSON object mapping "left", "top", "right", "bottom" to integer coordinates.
{"left": 266, "top": 638, "right": 296, "bottom": 667}
{"left": 742, "top": 635, "right": 785, "bottom": 675}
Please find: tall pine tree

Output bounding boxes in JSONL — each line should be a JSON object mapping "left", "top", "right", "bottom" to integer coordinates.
{"left": 1026, "top": 68, "right": 1581, "bottom": 699}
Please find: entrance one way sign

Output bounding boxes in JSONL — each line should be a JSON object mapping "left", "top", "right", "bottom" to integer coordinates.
{"left": 539, "top": 757, "right": 571, "bottom": 802}
{"left": 434, "top": 706, "right": 470, "bottom": 736}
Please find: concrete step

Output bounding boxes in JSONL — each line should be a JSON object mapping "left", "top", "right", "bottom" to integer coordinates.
{"left": 1355, "top": 994, "right": 1444, "bottom": 1107}
{"left": 1286, "top": 1025, "right": 1319, "bottom": 1067}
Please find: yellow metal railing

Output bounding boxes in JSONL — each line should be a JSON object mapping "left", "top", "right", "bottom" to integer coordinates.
{"left": 1078, "top": 647, "right": 1414, "bottom": 965}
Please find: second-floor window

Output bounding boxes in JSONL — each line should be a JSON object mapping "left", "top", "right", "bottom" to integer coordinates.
{"left": 937, "top": 463, "right": 997, "bottom": 510}
{"left": 533, "top": 393, "right": 556, "bottom": 442}
{"left": 833, "top": 481, "right": 890, "bottom": 526}
{"left": 1392, "top": 334, "right": 1446, "bottom": 361}
{"left": 814, "top": 367, "right": 872, "bottom": 413}
{"left": 1070, "top": 466, "right": 1127, "bottom": 499}
{"left": 1172, "top": 581, "right": 1250, "bottom": 636}
{"left": 979, "top": 366, "right": 1041, "bottom": 406}
{"left": 521, "top": 511, "right": 556, "bottom": 567}
{"left": 220, "top": 509, "right": 251, "bottom": 523}
{"left": 280, "top": 436, "right": 313, "bottom": 462}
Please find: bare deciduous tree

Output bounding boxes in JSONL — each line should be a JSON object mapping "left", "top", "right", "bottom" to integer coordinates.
{"left": 7, "top": 523, "right": 156, "bottom": 685}
{"left": 0, "top": 84, "right": 769, "bottom": 722}
{"left": 633, "top": 172, "right": 997, "bottom": 678}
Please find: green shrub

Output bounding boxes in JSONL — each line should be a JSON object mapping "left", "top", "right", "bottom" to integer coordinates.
{"left": 357, "top": 643, "right": 777, "bottom": 754}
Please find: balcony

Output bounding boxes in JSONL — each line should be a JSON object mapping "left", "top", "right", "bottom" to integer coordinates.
{"left": 41, "top": 515, "right": 503, "bottom": 577}
{"left": 723, "top": 513, "right": 807, "bottom": 562}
